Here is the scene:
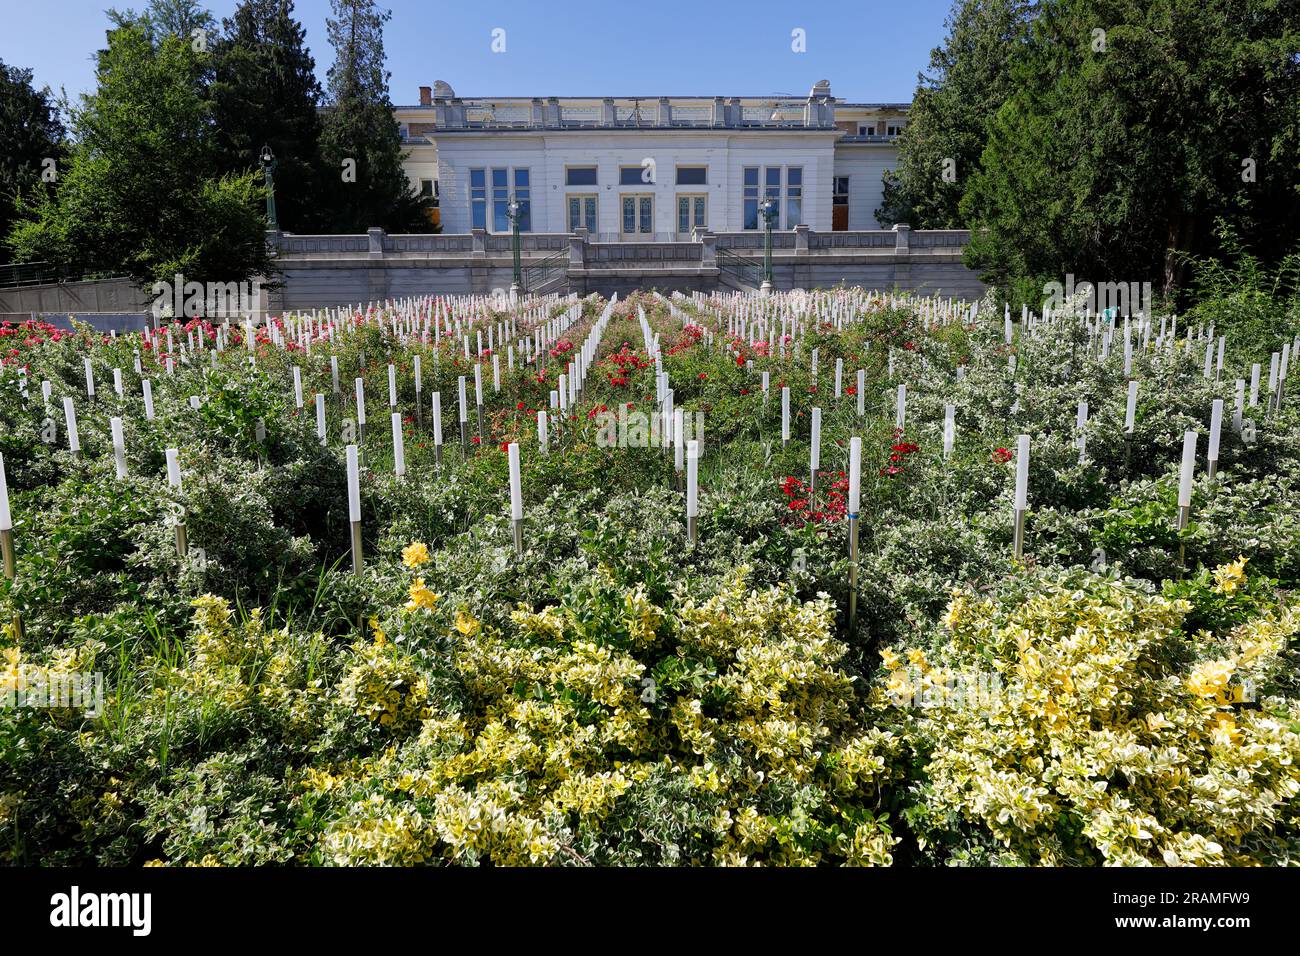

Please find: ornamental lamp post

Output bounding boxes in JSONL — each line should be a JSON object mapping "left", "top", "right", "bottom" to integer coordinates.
{"left": 506, "top": 195, "right": 522, "bottom": 302}
{"left": 260, "top": 145, "right": 279, "bottom": 231}
{"left": 759, "top": 197, "right": 777, "bottom": 295}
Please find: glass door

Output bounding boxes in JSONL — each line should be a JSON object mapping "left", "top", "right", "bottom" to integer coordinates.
{"left": 621, "top": 194, "right": 654, "bottom": 239}
{"left": 677, "top": 194, "right": 706, "bottom": 239}
{"left": 567, "top": 194, "right": 597, "bottom": 234}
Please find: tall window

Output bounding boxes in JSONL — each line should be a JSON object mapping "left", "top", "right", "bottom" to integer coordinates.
{"left": 742, "top": 166, "right": 759, "bottom": 230}
{"left": 470, "top": 169, "right": 486, "bottom": 229}
{"left": 786, "top": 167, "right": 802, "bottom": 227}
{"left": 764, "top": 167, "right": 782, "bottom": 208}
{"left": 491, "top": 168, "right": 509, "bottom": 232}
{"left": 513, "top": 168, "right": 531, "bottom": 231}
{"left": 745, "top": 167, "right": 806, "bottom": 229}
{"left": 832, "top": 176, "right": 849, "bottom": 231}
{"left": 761, "top": 167, "right": 782, "bottom": 228}
{"left": 419, "top": 178, "right": 435, "bottom": 199}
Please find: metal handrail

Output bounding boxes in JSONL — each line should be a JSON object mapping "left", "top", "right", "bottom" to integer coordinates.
{"left": 716, "top": 247, "right": 762, "bottom": 289}
{"left": 523, "top": 250, "right": 568, "bottom": 292}
{"left": 0, "top": 261, "right": 124, "bottom": 288}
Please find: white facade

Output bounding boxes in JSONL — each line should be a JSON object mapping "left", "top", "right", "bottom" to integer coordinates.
{"left": 394, "top": 82, "right": 906, "bottom": 237}
{"left": 832, "top": 146, "right": 898, "bottom": 231}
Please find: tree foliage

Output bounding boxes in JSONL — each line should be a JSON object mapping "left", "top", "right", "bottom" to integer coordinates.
{"left": 884, "top": 0, "right": 1300, "bottom": 300}
{"left": 210, "top": 0, "right": 327, "bottom": 233}
{"left": 318, "top": 0, "right": 430, "bottom": 233}
{"left": 877, "top": 0, "right": 1035, "bottom": 230}
{"left": 107, "top": 0, "right": 217, "bottom": 44}
{"left": 6, "top": 25, "right": 272, "bottom": 287}
{"left": 0, "top": 61, "right": 65, "bottom": 254}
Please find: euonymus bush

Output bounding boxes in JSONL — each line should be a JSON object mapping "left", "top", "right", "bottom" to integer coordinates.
{"left": 2, "top": 287, "right": 1298, "bottom": 865}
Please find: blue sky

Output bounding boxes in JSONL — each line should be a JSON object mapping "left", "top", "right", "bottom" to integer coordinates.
{"left": 0, "top": 0, "right": 953, "bottom": 106}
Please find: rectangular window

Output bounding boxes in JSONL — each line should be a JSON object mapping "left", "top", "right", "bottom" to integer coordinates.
{"left": 419, "top": 178, "right": 435, "bottom": 199}
{"left": 858, "top": 124, "right": 871, "bottom": 136}
{"left": 786, "top": 166, "right": 802, "bottom": 227}
{"left": 491, "top": 167, "right": 509, "bottom": 232}
{"left": 887, "top": 123, "right": 904, "bottom": 137}
{"left": 470, "top": 168, "right": 486, "bottom": 229}
{"left": 676, "top": 165, "right": 707, "bottom": 186}
{"left": 513, "top": 168, "right": 531, "bottom": 231}
{"left": 764, "top": 166, "right": 782, "bottom": 200}
{"left": 566, "top": 166, "right": 598, "bottom": 186}
{"left": 764, "top": 167, "right": 782, "bottom": 228}
{"left": 620, "top": 166, "right": 647, "bottom": 186}
{"left": 742, "top": 166, "right": 759, "bottom": 230}
{"left": 833, "top": 176, "right": 849, "bottom": 231}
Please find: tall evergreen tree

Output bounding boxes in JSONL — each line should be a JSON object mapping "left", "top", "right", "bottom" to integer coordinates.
{"left": 318, "top": 0, "right": 428, "bottom": 233}
{"left": 7, "top": 24, "right": 272, "bottom": 286}
{"left": 0, "top": 61, "right": 65, "bottom": 256}
{"left": 876, "top": 0, "right": 1036, "bottom": 229}
{"left": 960, "top": 0, "right": 1300, "bottom": 296}
{"left": 211, "top": 0, "right": 326, "bottom": 232}
{"left": 107, "top": 0, "right": 217, "bottom": 44}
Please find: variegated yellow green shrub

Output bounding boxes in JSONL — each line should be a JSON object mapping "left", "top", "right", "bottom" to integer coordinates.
{"left": 877, "top": 570, "right": 1300, "bottom": 866}
{"left": 313, "top": 567, "right": 901, "bottom": 866}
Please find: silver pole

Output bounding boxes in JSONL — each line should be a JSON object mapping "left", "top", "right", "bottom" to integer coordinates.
{"left": 1012, "top": 508, "right": 1026, "bottom": 560}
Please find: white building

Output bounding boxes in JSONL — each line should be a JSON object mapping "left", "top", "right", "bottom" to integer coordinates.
{"left": 395, "top": 81, "right": 907, "bottom": 239}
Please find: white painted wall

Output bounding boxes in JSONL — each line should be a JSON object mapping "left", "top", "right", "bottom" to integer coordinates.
{"left": 402, "top": 143, "right": 439, "bottom": 196}
{"left": 833, "top": 145, "right": 899, "bottom": 230}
